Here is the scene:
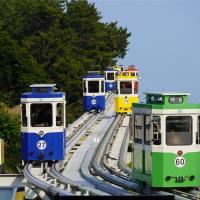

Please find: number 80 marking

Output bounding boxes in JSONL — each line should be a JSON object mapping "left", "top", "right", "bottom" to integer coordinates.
{"left": 175, "top": 157, "right": 185, "bottom": 168}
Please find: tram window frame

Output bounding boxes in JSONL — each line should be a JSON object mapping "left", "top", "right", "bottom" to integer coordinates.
{"left": 134, "top": 114, "right": 143, "bottom": 143}
{"left": 152, "top": 116, "right": 161, "bottom": 145}
{"left": 144, "top": 115, "right": 151, "bottom": 145}
{"left": 197, "top": 116, "right": 200, "bottom": 144}
{"left": 166, "top": 116, "right": 192, "bottom": 146}
{"left": 83, "top": 81, "right": 87, "bottom": 93}
{"left": 56, "top": 103, "right": 64, "bottom": 126}
{"left": 88, "top": 81, "right": 99, "bottom": 93}
{"left": 22, "top": 104, "right": 27, "bottom": 127}
{"left": 107, "top": 73, "right": 114, "bottom": 80}
{"left": 31, "top": 103, "right": 53, "bottom": 127}
{"left": 120, "top": 81, "right": 132, "bottom": 94}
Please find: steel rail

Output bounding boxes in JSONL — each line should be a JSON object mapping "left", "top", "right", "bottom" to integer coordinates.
{"left": 81, "top": 114, "right": 135, "bottom": 195}
{"left": 92, "top": 113, "right": 139, "bottom": 194}
{"left": 118, "top": 122, "right": 132, "bottom": 176}
{"left": 24, "top": 163, "right": 73, "bottom": 196}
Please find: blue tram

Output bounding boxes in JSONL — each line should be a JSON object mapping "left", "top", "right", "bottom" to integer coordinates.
{"left": 104, "top": 67, "right": 117, "bottom": 92}
{"left": 21, "top": 84, "right": 66, "bottom": 162}
{"left": 83, "top": 72, "right": 105, "bottom": 112}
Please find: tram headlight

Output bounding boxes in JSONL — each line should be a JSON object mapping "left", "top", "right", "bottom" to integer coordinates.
{"left": 165, "top": 176, "right": 171, "bottom": 181}
{"left": 39, "top": 131, "right": 44, "bottom": 137}
{"left": 189, "top": 175, "right": 195, "bottom": 181}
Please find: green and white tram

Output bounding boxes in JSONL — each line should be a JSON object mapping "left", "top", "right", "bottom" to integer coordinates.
{"left": 131, "top": 92, "right": 200, "bottom": 188}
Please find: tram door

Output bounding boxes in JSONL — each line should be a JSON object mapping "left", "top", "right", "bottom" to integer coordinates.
{"left": 144, "top": 115, "right": 161, "bottom": 176}
{"left": 143, "top": 115, "right": 152, "bottom": 175}
{"left": 133, "top": 114, "right": 143, "bottom": 173}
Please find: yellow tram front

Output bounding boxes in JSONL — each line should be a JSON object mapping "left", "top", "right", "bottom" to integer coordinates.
{"left": 115, "top": 66, "right": 139, "bottom": 113}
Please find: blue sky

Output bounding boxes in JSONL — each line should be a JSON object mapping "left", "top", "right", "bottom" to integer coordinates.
{"left": 89, "top": 0, "right": 200, "bottom": 103}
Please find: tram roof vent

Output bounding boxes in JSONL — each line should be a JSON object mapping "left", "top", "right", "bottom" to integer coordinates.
{"left": 30, "top": 84, "right": 57, "bottom": 93}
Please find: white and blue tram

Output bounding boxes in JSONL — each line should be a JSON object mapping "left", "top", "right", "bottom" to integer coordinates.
{"left": 21, "top": 84, "right": 66, "bottom": 162}
{"left": 83, "top": 72, "right": 105, "bottom": 112}
{"left": 104, "top": 67, "right": 117, "bottom": 92}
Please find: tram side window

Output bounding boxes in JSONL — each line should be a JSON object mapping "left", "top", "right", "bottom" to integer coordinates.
{"left": 22, "top": 104, "right": 27, "bottom": 127}
{"left": 56, "top": 103, "right": 64, "bottom": 126}
{"left": 134, "top": 81, "right": 138, "bottom": 94}
{"left": 88, "top": 81, "right": 99, "bottom": 93}
{"left": 197, "top": 116, "right": 200, "bottom": 144}
{"left": 101, "top": 81, "right": 104, "bottom": 93}
{"left": 153, "top": 116, "right": 161, "bottom": 145}
{"left": 31, "top": 104, "right": 52, "bottom": 127}
{"left": 83, "top": 81, "right": 86, "bottom": 93}
{"left": 120, "top": 81, "right": 132, "bottom": 94}
{"left": 134, "top": 114, "right": 142, "bottom": 143}
{"left": 107, "top": 73, "right": 114, "bottom": 80}
{"left": 144, "top": 115, "right": 151, "bottom": 145}
{"left": 166, "top": 116, "right": 192, "bottom": 146}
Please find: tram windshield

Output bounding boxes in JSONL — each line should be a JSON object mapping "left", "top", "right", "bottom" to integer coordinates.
{"left": 120, "top": 81, "right": 132, "bottom": 94}
{"left": 88, "top": 81, "right": 99, "bottom": 93}
{"left": 31, "top": 104, "right": 52, "bottom": 127}
{"left": 107, "top": 73, "right": 114, "bottom": 80}
{"left": 166, "top": 116, "right": 192, "bottom": 145}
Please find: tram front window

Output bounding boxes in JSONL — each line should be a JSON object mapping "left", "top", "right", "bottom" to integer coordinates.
{"left": 107, "top": 73, "right": 114, "bottom": 80}
{"left": 88, "top": 81, "right": 99, "bottom": 93}
{"left": 120, "top": 81, "right": 132, "bottom": 94}
{"left": 166, "top": 116, "right": 192, "bottom": 145}
{"left": 31, "top": 104, "right": 52, "bottom": 127}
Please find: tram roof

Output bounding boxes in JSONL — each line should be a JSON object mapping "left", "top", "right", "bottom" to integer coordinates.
{"left": 30, "top": 84, "right": 56, "bottom": 88}
{"left": 144, "top": 92, "right": 191, "bottom": 96}
{"left": 82, "top": 74, "right": 104, "bottom": 79}
{"left": 104, "top": 68, "right": 116, "bottom": 72}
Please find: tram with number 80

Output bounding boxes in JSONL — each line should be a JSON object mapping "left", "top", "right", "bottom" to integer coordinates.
{"left": 131, "top": 92, "right": 200, "bottom": 188}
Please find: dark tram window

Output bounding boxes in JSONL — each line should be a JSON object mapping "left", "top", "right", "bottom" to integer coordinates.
{"left": 101, "top": 81, "right": 104, "bottom": 93}
{"left": 56, "top": 103, "right": 64, "bottom": 126}
{"left": 144, "top": 115, "right": 151, "bottom": 145}
{"left": 153, "top": 116, "right": 161, "bottom": 145}
{"left": 31, "top": 104, "right": 52, "bottom": 127}
{"left": 197, "top": 116, "right": 200, "bottom": 144}
{"left": 88, "top": 81, "right": 99, "bottom": 93}
{"left": 107, "top": 73, "right": 114, "bottom": 80}
{"left": 22, "top": 104, "right": 27, "bottom": 127}
{"left": 134, "top": 81, "right": 138, "bottom": 94}
{"left": 35, "top": 87, "right": 49, "bottom": 93}
{"left": 134, "top": 114, "right": 142, "bottom": 143}
{"left": 83, "top": 81, "right": 86, "bottom": 93}
{"left": 120, "top": 81, "right": 132, "bottom": 94}
{"left": 166, "top": 116, "right": 192, "bottom": 146}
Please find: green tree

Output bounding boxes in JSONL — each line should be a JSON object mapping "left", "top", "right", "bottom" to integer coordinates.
{"left": 0, "top": 29, "right": 46, "bottom": 105}
{"left": 0, "top": 104, "right": 21, "bottom": 173}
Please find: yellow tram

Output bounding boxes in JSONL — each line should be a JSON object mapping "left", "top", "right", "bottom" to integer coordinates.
{"left": 114, "top": 65, "right": 139, "bottom": 113}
